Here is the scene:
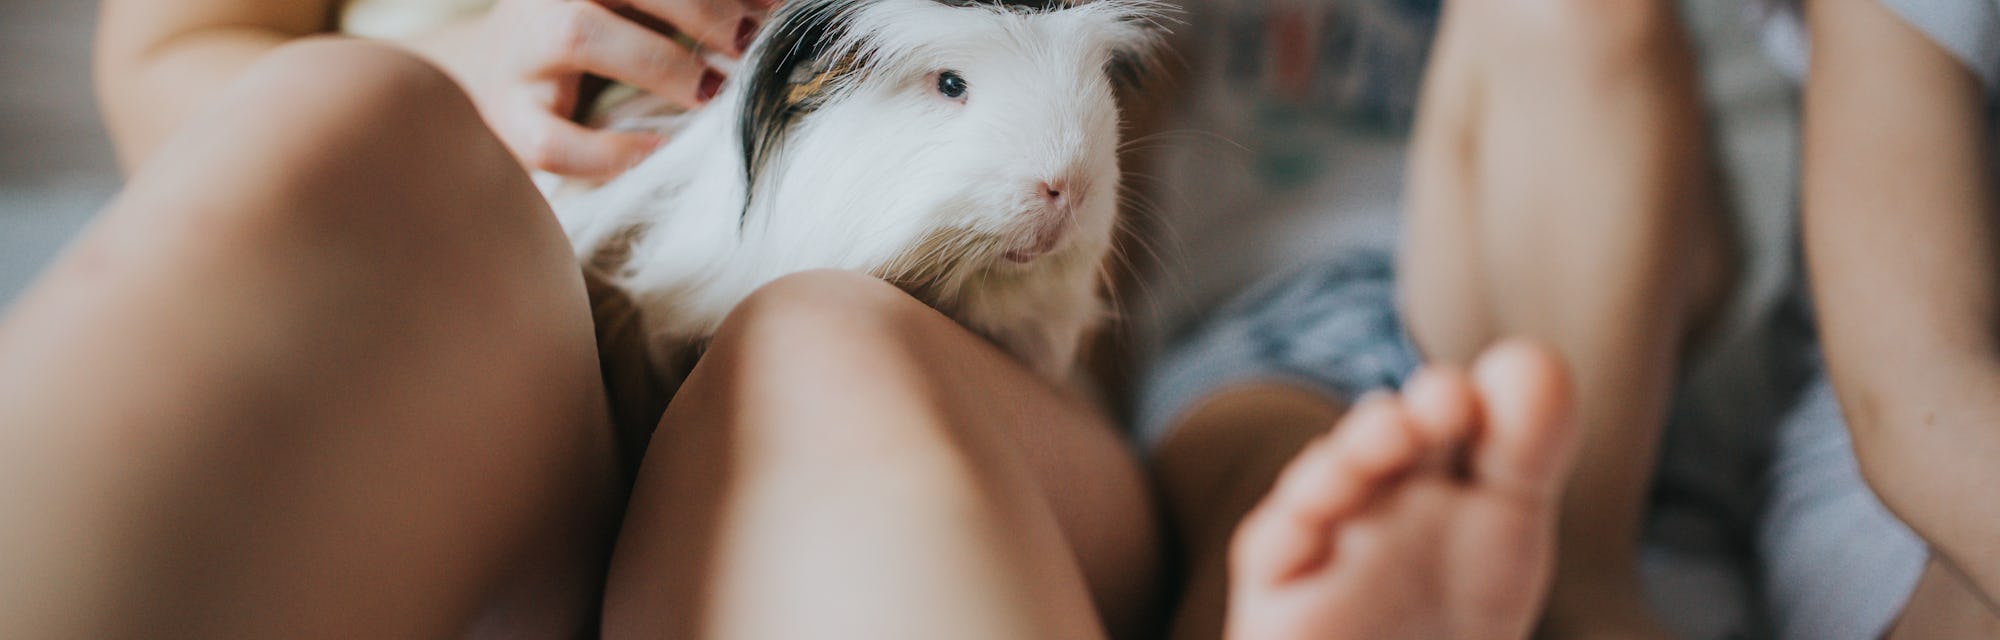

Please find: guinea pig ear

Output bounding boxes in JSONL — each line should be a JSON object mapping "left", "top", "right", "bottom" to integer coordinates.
{"left": 1083, "top": 0, "right": 1175, "bottom": 94}
{"left": 739, "top": 0, "right": 867, "bottom": 205}
{"left": 1105, "top": 46, "right": 1162, "bottom": 95}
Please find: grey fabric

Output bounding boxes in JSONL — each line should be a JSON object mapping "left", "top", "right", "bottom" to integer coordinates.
{"left": 1760, "top": 0, "right": 2000, "bottom": 93}
{"left": 1757, "top": 376, "right": 1928, "bottom": 640}
{"left": 1882, "top": 0, "right": 2000, "bottom": 92}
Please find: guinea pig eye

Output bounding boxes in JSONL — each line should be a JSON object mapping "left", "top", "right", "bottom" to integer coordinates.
{"left": 936, "top": 71, "right": 968, "bottom": 99}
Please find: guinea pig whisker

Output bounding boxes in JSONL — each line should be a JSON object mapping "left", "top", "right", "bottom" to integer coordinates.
{"left": 1116, "top": 128, "right": 1246, "bottom": 154}
{"left": 1116, "top": 172, "right": 1189, "bottom": 209}
{"left": 875, "top": 227, "right": 1012, "bottom": 310}
{"left": 1105, "top": 202, "right": 1192, "bottom": 309}
{"left": 1114, "top": 182, "right": 1166, "bottom": 220}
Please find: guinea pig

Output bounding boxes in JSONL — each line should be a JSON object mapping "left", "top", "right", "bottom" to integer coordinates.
{"left": 556, "top": 0, "right": 1166, "bottom": 381}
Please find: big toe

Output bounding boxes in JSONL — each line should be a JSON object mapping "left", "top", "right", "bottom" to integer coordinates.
{"left": 1468, "top": 339, "right": 1576, "bottom": 499}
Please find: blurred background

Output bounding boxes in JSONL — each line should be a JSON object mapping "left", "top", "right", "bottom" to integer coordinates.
{"left": 1, "top": 1, "right": 119, "bottom": 305}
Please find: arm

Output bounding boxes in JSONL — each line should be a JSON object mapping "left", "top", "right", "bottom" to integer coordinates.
{"left": 98, "top": 0, "right": 756, "bottom": 178}
{"left": 1803, "top": 0, "right": 2000, "bottom": 604}
{"left": 95, "top": 0, "right": 338, "bottom": 170}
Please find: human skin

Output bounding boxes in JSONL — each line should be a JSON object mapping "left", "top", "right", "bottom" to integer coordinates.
{"left": 0, "top": 39, "right": 1166, "bottom": 638}
{"left": 1151, "top": 0, "right": 1730, "bottom": 637}
{"left": 1223, "top": 342, "right": 1578, "bottom": 640}
{"left": 1398, "top": 2, "right": 1730, "bottom": 635}
{"left": 1, "top": 42, "right": 622, "bottom": 637}
{"left": 1801, "top": 0, "right": 2000, "bottom": 632}
{"left": 95, "top": 0, "right": 752, "bottom": 179}
{"left": 3, "top": 0, "right": 1736, "bottom": 632}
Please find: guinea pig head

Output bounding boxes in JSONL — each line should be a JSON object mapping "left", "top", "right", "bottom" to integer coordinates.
{"left": 737, "top": 0, "right": 1163, "bottom": 305}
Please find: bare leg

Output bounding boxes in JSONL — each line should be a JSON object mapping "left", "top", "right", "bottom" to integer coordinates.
{"left": 1888, "top": 560, "right": 2000, "bottom": 639}
{"left": 0, "top": 41, "right": 617, "bottom": 639}
{"left": 598, "top": 271, "right": 1164, "bottom": 640}
{"left": 1400, "top": 1, "right": 1729, "bottom": 635}
{"left": 1154, "top": 2, "right": 1725, "bottom": 637}
{"left": 1226, "top": 341, "right": 1577, "bottom": 640}
{"left": 1153, "top": 385, "right": 1344, "bottom": 640}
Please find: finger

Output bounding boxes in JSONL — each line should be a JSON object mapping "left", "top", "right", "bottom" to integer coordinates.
{"left": 619, "top": 0, "right": 760, "bottom": 57}
{"left": 537, "top": 1, "right": 718, "bottom": 107}
{"left": 514, "top": 109, "right": 664, "bottom": 179}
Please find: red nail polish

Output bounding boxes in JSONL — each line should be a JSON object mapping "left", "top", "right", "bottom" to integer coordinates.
{"left": 697, "top": 69, "right": 724, "bottom": 104}
{"left": 736, "top": 17, "right": 759, "bottom": 55}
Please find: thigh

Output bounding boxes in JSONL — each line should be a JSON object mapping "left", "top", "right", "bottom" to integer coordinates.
{"left": 0, "top": 40, "right": 617, "bottom": 639}
{"left": 601, "top": 271, "right": 1163, "bottom": 639}
{"left": 1889, "top": 560, "right": 2000, "bottom": 639}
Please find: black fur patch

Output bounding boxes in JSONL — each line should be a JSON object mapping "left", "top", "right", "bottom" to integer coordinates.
{"left": 739, "top": 0, "right": 865, "bottom": 204}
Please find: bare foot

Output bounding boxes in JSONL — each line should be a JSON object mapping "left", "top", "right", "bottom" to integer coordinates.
{"left": 1224, "top": 340, "right": 1577, "bottom": 640}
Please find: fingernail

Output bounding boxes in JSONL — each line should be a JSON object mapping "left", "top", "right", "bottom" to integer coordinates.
{"left": 697, "top": 69, "right": 725, "bottom": 104}
{"left": 735, "top": 17, "right": 759, "bottom": 55}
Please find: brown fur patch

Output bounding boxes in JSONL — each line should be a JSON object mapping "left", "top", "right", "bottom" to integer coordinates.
{"left": 586, "top": 222, "right": 651, "bottom": 276}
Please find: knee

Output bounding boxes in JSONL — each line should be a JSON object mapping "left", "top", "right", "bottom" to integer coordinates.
{"left": 220, "top": 39, "right": 532, "bottom": 236}
{"left": 152, "top": 39, "right": 570, "bottom": 296}
{"left": 97, "top": 41, "right": 590, "bottom": 375}
{"left": 699, "top": 270, "right": 965, "bottom": 454}
{"left": 237, "top": 39, "right": 484, "bottom": 149}
{"left": 736, "top": 270, "right": 924, "bottom": 318}
{"left": 713, "top": 270, "right": 935, "bottom": 367}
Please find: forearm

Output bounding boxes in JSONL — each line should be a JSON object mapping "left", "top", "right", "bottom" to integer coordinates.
{"left": 1829, "top": 358, "right": 2000, "bottom": 601}
{"left": 1802, "top": 0, "right": 2000, "bottom": 601}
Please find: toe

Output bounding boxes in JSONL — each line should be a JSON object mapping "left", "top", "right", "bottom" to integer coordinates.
{"left": 1324, "top": 392, "right": 1426, "bottom": 486}
{"left": 1400, "top": 366, "right": 1477, "bottom": 469}
{"left": 1468, "top": 339, "right": 1577, "bottom": 499}
{"left": 1232, "top": 391, "right": 1424, "bottom": 584}
{"left": 1232, "top": 435, "right": 1342, "bottom": 585}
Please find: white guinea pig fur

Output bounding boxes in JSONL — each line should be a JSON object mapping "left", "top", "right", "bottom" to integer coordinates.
{"left": 554, "top": 0, "right": 1166, "bottom": 380}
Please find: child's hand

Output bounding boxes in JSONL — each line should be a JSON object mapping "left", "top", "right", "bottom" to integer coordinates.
{"left": 419, "top": 0, "right": 767, "bottom": 179}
